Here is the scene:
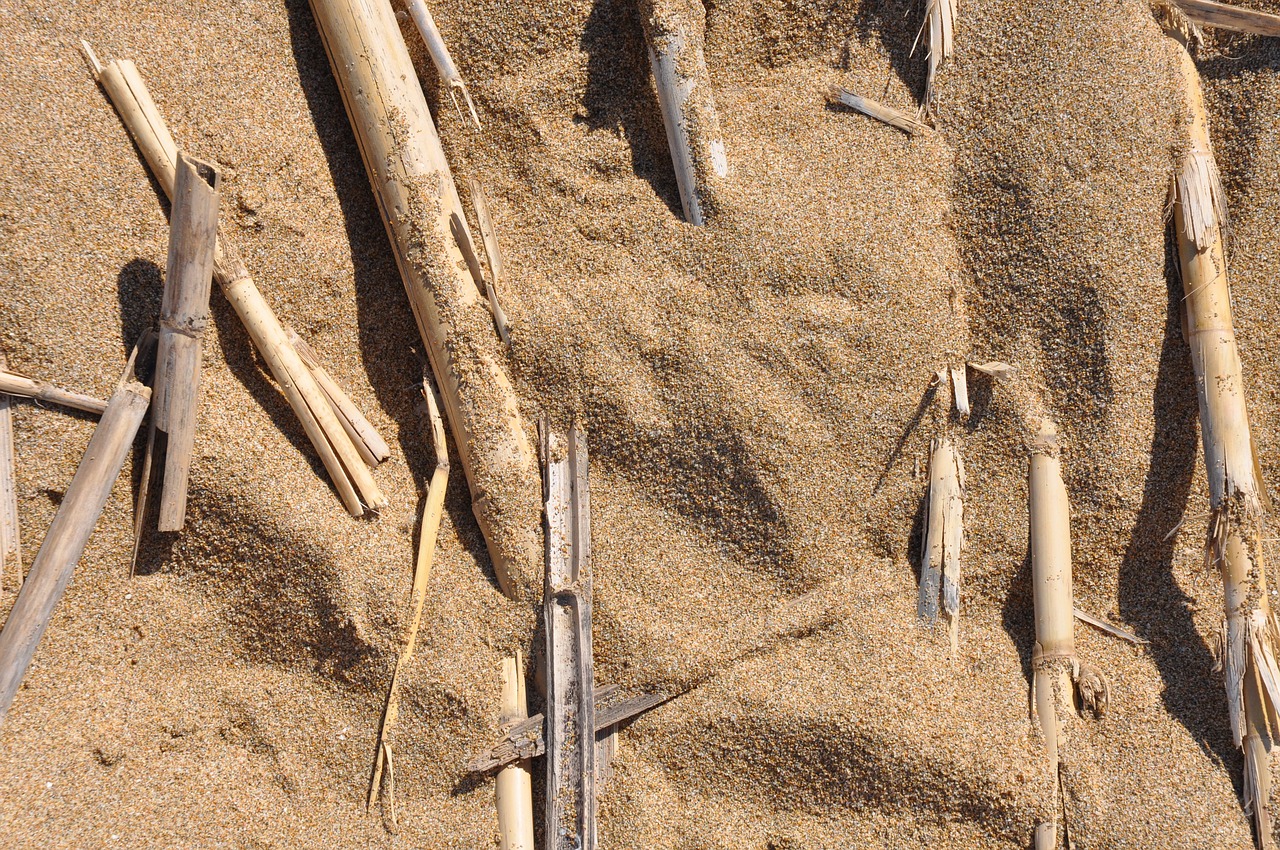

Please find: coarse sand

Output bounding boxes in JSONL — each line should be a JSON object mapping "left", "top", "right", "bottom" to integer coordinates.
{"left": 1, "top": 0, "right": 1279, "bottom": 847}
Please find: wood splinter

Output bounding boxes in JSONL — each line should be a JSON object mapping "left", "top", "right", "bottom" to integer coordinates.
{"left": 828, "top": 87, "right": 927, "bottom": 136}
{"left": 0, "top": 346, "right": 152, "bottom": 723}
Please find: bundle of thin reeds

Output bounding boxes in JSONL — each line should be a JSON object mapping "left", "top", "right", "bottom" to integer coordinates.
{"left": 81, "top": 42, "right": 386, "bottom": 518}
{"left": 638, "top": 0, "right": 729, "bottom": 225}
{"left": 286, "top": 330, "right": 390, "bottom": 469}
{"left": 0, "top": 352, "right": 151, "bottom": 723}
{"left": 307, "top": 0, "right": 541, "bottom": 598}
{"left": 1168, "top": 27, "right": 1280, "bottom": 848}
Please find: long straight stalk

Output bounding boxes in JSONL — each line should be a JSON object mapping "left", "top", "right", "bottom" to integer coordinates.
{"left": 0, "top": 356, "right": 17, "bottom": 592}
{"left": 0, "top": 370, "right": 106, "bottom": 416}
{"left": 286, "top": 329, "right": 391, "bottom": 469}
{"left": 1170, "top": 30, "right": 1280, "bottom": 848}
{"left": 83, "top": 44, "right": 385, "bottom": 517}
{"left": 403, "top": 0, "right": 481, "bottom": 130}
{"left": 638, "top": 0, "right": 728, "bottom": 225}
{"left": 496, "top": 651, "right": 535, "bottom": 850}
{"left": 0, "top": 375, "right": 151, "bottom": 723}
{"left": 307, "top": 0, "right": 541, "bottom": 598}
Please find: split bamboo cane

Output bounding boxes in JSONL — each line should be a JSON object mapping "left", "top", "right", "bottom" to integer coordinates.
{"left": 307, "top": 0, "right": 541, "bottom": 598}
{"left": 638, "top": 0, "right": 729, "bottom": 226}
{"left": 496, "top": 651, "right": 535, "bottom": 850}
{"left": 0, "top": 356, "right": 18, "bottom": 592}
{"left": 0, "top": 356, "right": 151, "bottom": 723}
{"left": 918, "top": 437, "right": 964, "bottom": 652}
{"left": 1168, "top": 28, "right": 1280, "bottom": 848}
{"left": 0, "top": 369, "right": 107, "bottom": 416}
{"left": 367, "top": 378, "right": 448, "bottom": 821}
{"left": 285, "top": 330, "right": 391, "bottom": 469}
{"left": 918, "top": 0, "right": 956, "bottom": 117}
{"left": 403, "top": 0, "right": 481, "bottom": 130}
{"left": 81, "top": 42, "right": 386, "bottom": 518}
{"left": 146, "top": 153, "right": 221, "bottom": 531}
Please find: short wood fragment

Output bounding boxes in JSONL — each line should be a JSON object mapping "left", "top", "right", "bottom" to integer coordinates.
{"left": 404, "top": 0, "right": 482, "bottom": 129}
{"left": 828, "top": 87, "right": 927, "bottom": 135}
{"left": 639, "top": 0, "right": 728, "bottom": 225}
{"left": 1073, "top": 608, "right": 1147, "bottom": 646}
{"left": 0, "top": 352, "right": 151, "bottom": 723}
{"left": 968, "top": 360, "right": 1017, "bottom": 381}
{"left": 0, "top": 356, "right": 18, "bottom": 592}
{"left": 0, "top": 369, "right": 107, "bottom": 416}
{"left": 82, "top": 42, "right": 386, "bottom": 517}
{"left": 917, "top": 437, "right": 964, "bottom": 653}
{"left": 286, "top": 330, "right": 390, "bottom": 469}
{"left": 1174, "top": 0, "right": 1280, "bottom": 36}
{"left": 468, "top": 179, "right": 512, "bottom": 345}
{"left": 542, "top": 423, "right": 596, "bottom": 850}
{"left": 496, "top": 651, "right": 535, "bottom": 850}
{"left": 368, "top": 378, "right": 448, "bottom": 820}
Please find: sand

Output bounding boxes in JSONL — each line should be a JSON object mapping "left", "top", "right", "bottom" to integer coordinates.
{"left": 0, "top": 0, "right": 1279, "bottom": 846}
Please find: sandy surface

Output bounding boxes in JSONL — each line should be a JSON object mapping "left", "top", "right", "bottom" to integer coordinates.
{"left": 1, "top": 0, "right": 1279, "bottom": 847}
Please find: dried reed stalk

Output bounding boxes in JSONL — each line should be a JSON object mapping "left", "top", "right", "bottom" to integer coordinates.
{"left": 1073, "top": 607, "right": 1147, "bottom": 646}
{"left": 1169, "top": 28, "right": 1280, "bottom": 848}
{"left": 0, "top": 369, "right": 107, "bottom": 416}
{"left": 468, "top": 179, "right": 512, "bottom": 345}
{"left": 286, "top": 330, "right": 390, "bottom": 469}
{"left": 918, "top": 0, "right": 956, "bottom": 116}
{"left": 144, "top": 153, "right": 222, "bottom": 531}
{"left": 368, "top": 379, "right": 448, "bottom": 820}
{"left": 308, "top": 0, "right": 541, "bottom": 597}
{"left": 1028, "top": 420, "right": 1108, "bottom": 848}
{"left": 1175, "top": 0, "right": 1280, "bottom": 36}
{"left": 0, "top": 356, "right": 18, "bottom": 592}
{"left": 403, "top": 0, "right": 481, "bottom": 130}
{"left": 542, "top": 423, "right": 596, "bottom": 850}
{"left": 82, "top": 42, "right": 386, "bottom": 518}
{"left": 639, "top": 0, "right": 729, "bottom": 225}
{"left": 496, "top": 651, "right": 535, "bottom": 850}
{"left": 0, "top": 355, "right": 151, "bottom": 723}
{"left": 918, "top": 437, "right": 964, "bottom": 652}
{"left": 827, "top": 87, "right": 927, "bottom": 135}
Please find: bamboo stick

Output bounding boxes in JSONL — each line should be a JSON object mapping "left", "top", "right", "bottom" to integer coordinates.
{"left": 1175, "top": 0, "right": 1280, "bottom": 36}
{"left": 82, "top": 42, "right": 386, "bottom": 517}
{"left": 368, "top": 378, "right": 448, "bottom": 820}
{"left": 0, "top": 358, "right": 151, "bottom": 723}
{"left": 146, "top": 153, "right": 222, "bottom": 531}
{"left": 0, "top": 356, "right": 18, "bottom": 592}
{"left": 1169, "top": 28, "right": 1280, "bottom": 848}
{"left": 638, "top": 0, "right": 729, "bottom": 226}
{"left": 307, "top": 0, "right": 541, "bottom": 598}
{"left": 0, "top": 370, "right": 107, "bottom": 416}
{"left": 468, "top": 179, "right": 512, "bottom": 345}
{"left": 286, "top": 330, "right": 391, "bottom": 469}
{"left": 496, "top": 650, "right": 535, "bottom": 850}
{"left": 827, "top": 87, "right": 927, "bottom": 136}
{"left": 542, "top": 423, "right": 596, "bottom": 850}
{"left": 403, "top": 0, "right": 482, "bottom": 130}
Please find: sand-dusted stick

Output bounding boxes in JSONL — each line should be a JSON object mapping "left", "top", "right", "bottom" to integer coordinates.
{"left": 0, "top": 369, "right": 107, "bottom": 416}
{"left": 638, "top": 0, "right": 728, "bottom": 226}
{"left": 468, "top": 179, "right": 512, "bottom": 345}
{"left": 542, "top": 423, "right": 596, "bottom": 850}
{"left": 0, "top": 350, "right": 151, "bottom": 723}
{"left": 1028, "top": 420, "right": 1108, "bottom": 849}
{"left": 367, "top": 378, "right": 448, "bottom": 821}
{"left": 0, "top": 356, "right": 18, "bottom": 593}
{"left": 403, "top": 0, "right": 481, "bottom": 130}
{"left": 145, "top": 154, "right": 221, "bottom": 531}
{"left": 307, "top": 0, "right": 541, "bottom": 598}
{"left": 1175, "top": 0, "right": 1280, "bottom": 36}
{"left": 81, "top": 42, "right": 387, "bottom": 519}
{"left": 495, "top": 651, "right": 535, "bottom": 850}
{"left": 285, "top": 330, "right": 390, "bottom": 469}
{"left": 916, "top": 0, "right": 956, "bottom": 117}
{"left": 1166, "top": 26, "right": 1280, "bottom": 848}
{"left": 827, "top": 87, "right": 927, "bottom": 136}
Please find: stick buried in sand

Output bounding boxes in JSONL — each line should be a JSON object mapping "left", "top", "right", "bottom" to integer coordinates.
{"left": 1174, "top": 0, "right": 1280, "bottom": 37}
{"left": 81, "top": 42, "right": 387, "bottom": 519}
{"left": 1167, "top": 25, "right": 1280, "bottom": 849}
{"left": 542, "top": 423, "right": 597, "bottom": 850}
{"left": 0, "top": 369, "right": 107, "bottom": 416}
{"left": 403, "top": 0, "right": 482, "bottom": 130}
{"left": 307, "top": 0, "right": 541, "bottom": 598}
{"left": 286, "top": 329, "right": 391, "bottom": 469}
{"left": 0, "top": 357, "right": 18, "bottom": 592}
{"left": 0, "top": 348, "right": 151, "bottom": 723}
{"left": 367, "top": 378, "right": 448, "bottom": 822}
{"left": 1028, "top": 419, "right": 1108, "bottom": 849}
{"left": 638, "top": 0, "right": 729, "bottom": 226}
{"left": 139, "top": 153, "right": 221, "bottom": 533}
{"left": 496, "top": 651, "right": 535, "bottom": 850}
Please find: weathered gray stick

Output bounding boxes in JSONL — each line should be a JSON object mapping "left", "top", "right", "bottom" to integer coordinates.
{"left": 285, "top": 329, "right": 390, "bottom": 469}
{"left": 543, "top": 423, "right": 596, "bottom": 849}
{"left": 0, "top": 359, "right": 151, "bottom": 723}
{"left": 0, "top": 370, "right": 107, "bottom": 416}
{"left": 0, "top": 356, "right": 18, "bottom": 592}
{"left": 148, "top": 153, "right": 221, "bottom": 531}
{"left": 639, "top": 0, "right": 728, "bottom": 225}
